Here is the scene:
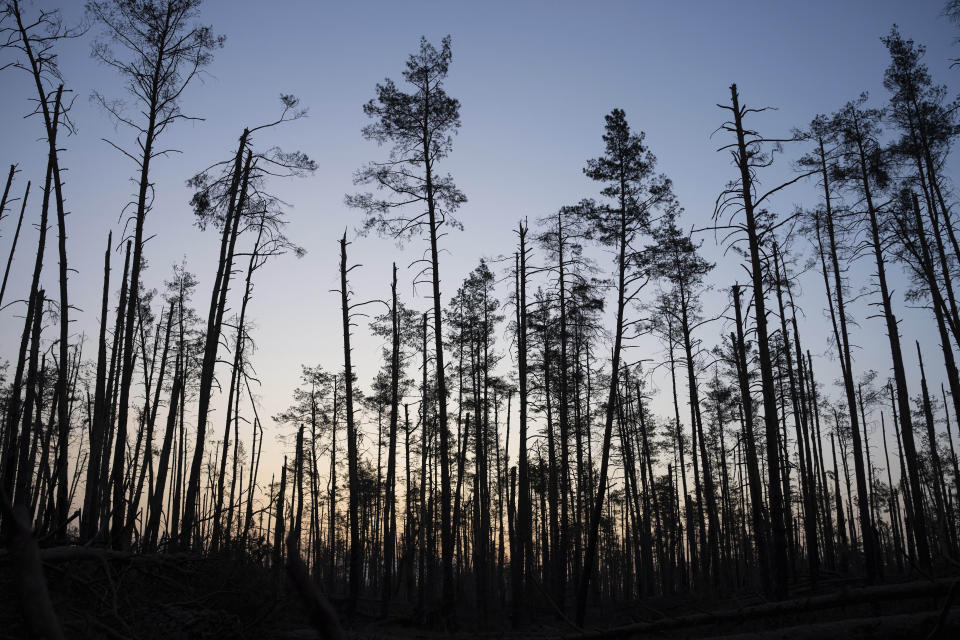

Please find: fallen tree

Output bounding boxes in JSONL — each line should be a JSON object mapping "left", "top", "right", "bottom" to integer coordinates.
{"left": 575, "top": 579, "right": 959, "bottom": 638}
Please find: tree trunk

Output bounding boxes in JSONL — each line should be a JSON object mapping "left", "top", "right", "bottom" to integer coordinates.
{"left": 0, "top": 179, "right": 29, "bottom": 308}
{"left": 144, "top": 357, "right": 183, "bottom": 551}
{"left": 729, "top": 84, "right": 788, "bottom": 597}
{"left": 1, "top": 145, "right": 53, "bottom": 538}
{"left": 575, "top": 174, "right": 628, "bottom": 625}
{"left": 180, "top": 136, "right": 251, "bottom": 549}
{"left": 382, "top": 263, "right": 400, "bottom": 616}
{"left": 81, "top": 233, "right": 111, "bottom": 541}
{"left": 339, "top": 233, "right": 362, "bottom": 616}
{"left": 732, "top": 284, "right": 770, "bottom": 593}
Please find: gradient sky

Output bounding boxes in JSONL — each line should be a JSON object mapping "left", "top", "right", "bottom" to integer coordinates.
{"left": 2, "top": 0, "right": 959, "bottom": 478}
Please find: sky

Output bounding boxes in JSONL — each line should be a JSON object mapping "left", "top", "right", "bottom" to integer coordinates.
{"left": 1, "top": 0, "right": 959, "bottom": 476}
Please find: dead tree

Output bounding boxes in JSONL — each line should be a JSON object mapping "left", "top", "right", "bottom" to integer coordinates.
{"left": 0, "top": 177, "right": 28, "bottom": 308}
{"left": 338, "top": 232, "right": 362, "bottom": 616}
{"left": 714, "top": 84, "right": 814, "bottom": 597}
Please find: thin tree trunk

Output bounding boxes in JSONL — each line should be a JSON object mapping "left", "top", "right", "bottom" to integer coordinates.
{"left": 14, "top": 289, "right": 44, "bottom": 509}
{"left": 575, "top": 167, "right": 629, "bottom": 625}
{"left": 144, "top": 356, "right": 183, "bottom": 551}
{"left": 732, "top": 284, "right": 770, "bottom": 593}
{"left": 339, "top": 233, "right": 362, "bottom": 616}
{"left": 0, "top": 180, "right": 29, "bottom": 308}
{"left": 382, "top": 263, "right": 401, "bottom": 616}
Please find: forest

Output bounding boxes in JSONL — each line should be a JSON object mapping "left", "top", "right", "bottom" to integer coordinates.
{"left": 3, "top": 0, "right": 960, "bottom": 638}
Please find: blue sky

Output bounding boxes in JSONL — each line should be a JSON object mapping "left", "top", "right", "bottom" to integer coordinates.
{"left": 2, "top": 0, "right": 959, "bottom": 469}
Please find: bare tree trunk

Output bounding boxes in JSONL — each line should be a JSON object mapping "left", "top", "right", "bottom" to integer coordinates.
{"left": 830, "top": 431, "right": 850, "bottom": 572}
{"left": 243, "top": 384, "right": 263, "bottom": 546}
{"left": 678, "top": 281, "right": 720, "bottom": 585}
{"left": 309, "top": 390, "right": 321, "bottom": 574}
{"left": 732, "top": 284, "right": 770, "bottom": 594}
{"left": 807, "top": 352, "right": 836, "bottom": 572}
{"left": 127, "top": 301, "right": 173, "bottom": 539}
{"left": 100, "top": 241, "right": 131, "bottom": 536}
{"left": 1, "top": 141, "right": 53, "bottom": 537}
{"left": 812, "top": 137, "right": 874, "bottom": 579}
{"left": 916, "top": 345, "right": 954, "bottom": 554}
{"left": 14, "top": 289, "right": 44, "bottom": 509}
{"left": 144, "top": 356, "right": 183, "bottom": 551}
{"left": 773, "top": 245, "right": 819, "bottom": 587}
{"left": 81, "top": 234, "right": 111, "bottom": 541}
{"left": 181, "top": 136, "right": 251, "bottom": 549}
{"left": 728, "top": 84, "right": 787, "bottom": 597}
{"left": 382, "top": 263, "right": 400, "bottom": 615}
{"left": 424, "top": 147, "right": 455, "bottom": 629}
{"left": 0, "top": 165, "right": 14, "bottom": 227}
{"left": 12, "top": 7, "right": 74, "bottom": 531}
{"left": 417, "top": 314, "right": 429, "bottom": 618}
{"left": 327, "top": 377, "right": 339, "bottom": 593}
{"left": 339, "top": 233, "right": 362, "bottom": 616}
{"left": 576, "top": 178, "right": 628, "bottom": 626}
{"left": 273, "top": 458, "right": 287, "bottom": 570}
{"left": 292, "top": 424, "right": 305, "bottom": 560}
{"left": 880, "top": 410, "right": 904, "bottom": 573}
{"left": 541, "top": 299, "right": 559, "bottom": 609}
{"left": 0, "top": 180, "right": 29, "bottom": 308}
{"left": 669, "top": 323, "right": 695, "bottom": 583}
{"left": 515, "top": 225, "right": 532, "bottom": 625}
{"left": 556, "top": 212, "right": 571, "bottom": 610}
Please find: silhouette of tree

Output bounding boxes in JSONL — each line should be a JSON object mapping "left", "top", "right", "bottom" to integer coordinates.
{"left": 348, "top": 35, "right": 465, "bottom": 624}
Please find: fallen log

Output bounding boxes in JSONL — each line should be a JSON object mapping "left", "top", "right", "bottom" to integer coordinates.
{"left": 576, "top": 578, "right": 958, "bottom": 638}
{"left": 709, "top": 607, "right": 960, "bottom": 639}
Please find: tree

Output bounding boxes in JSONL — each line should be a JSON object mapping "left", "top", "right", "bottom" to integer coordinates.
{"left": 3, "top": 0, "right": 81, "bottom": 536}
{"left": 86, "top": 0, "right": 222, "bottom": 546}
{"left": 347, "top": 35, "right": 466, "bottom": 624}
{"left": 447, "top": 259, "right": 502, "bottom": 618}
{"left": 883, "top": 26, "right": 960, "bottom": 300}
{"left": 824, "top": 97, "right": 919, "bottom": 580}
{"left": 575, "top": 108, "right": 673, "bottom": 625}
{"left": 715, "top": 85, "right": 814, "bottom": 598}
{"left": 368, "top": 264, "right": 417, "bottom": 615}
{"left": 384, "top": 266, "right": 402, "bottom": 614}
{"left": 338, "top": 233, "right": 363, "bottom": 616}
{"left": 642, "top": 210, "right": 721, "bottom": 584}
{"left": 212, "top": 184, "right": 304, "bottom": 551}
{"left": 512, "top": 221, "right": 532, "bottom": 624}
{"left": 535, "top": 204, "right": 593, "bottom": 607}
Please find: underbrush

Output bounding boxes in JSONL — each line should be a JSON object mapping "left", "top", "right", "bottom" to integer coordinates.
{"left": 0, "top": 547, "right": 313, "bottom": 639}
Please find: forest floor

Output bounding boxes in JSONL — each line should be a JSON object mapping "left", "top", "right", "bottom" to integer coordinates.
{"left": 1, "top": 549, "right": 959, "bottom": 639}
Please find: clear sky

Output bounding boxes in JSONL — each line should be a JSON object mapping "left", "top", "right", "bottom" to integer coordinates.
{"left": 1, "top": 0, "right": 959, "bottom": 474}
